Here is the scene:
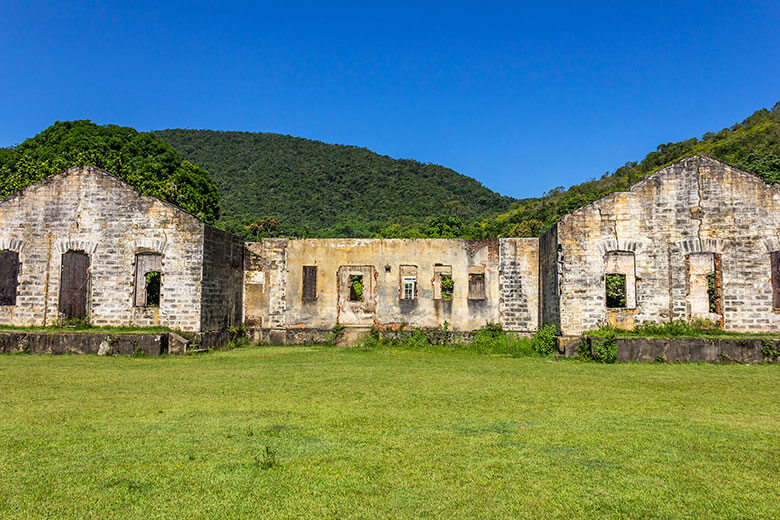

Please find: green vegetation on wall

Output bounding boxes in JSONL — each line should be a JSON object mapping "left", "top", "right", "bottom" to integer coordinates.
{"left": 0, "top": 121, "right": 220, "bottom": 224}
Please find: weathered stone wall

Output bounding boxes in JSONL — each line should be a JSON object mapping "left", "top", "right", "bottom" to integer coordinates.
{"left": 613, "top": 337, "right": 779, "bottom": 363}
{"left": 498, "top": 238, "right": 539, "bottom": 332}
{"left": 0, "top": 331, "right": 167, "bottom": 355}
{"left": 0, "top": 167, "right": 206, "bottom": 332}
{"left": 244, "top": 238, "right": 539, "bottom": 332}
{"left": 244, "top": 239, "right": 288, "bottom": 329}
{"left": 551, "top": 156, "right": 780, "bottom": 336}
{"left": 201, "top": 225, "right": 244, "bottom": 331}
{"left": 539, "top": 225, "right": 560, "bottom": 331}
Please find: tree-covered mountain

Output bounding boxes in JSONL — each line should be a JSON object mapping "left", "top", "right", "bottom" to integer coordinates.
{"left": 465, "top": 102, "right": 780, "bottom": 238}
{"left": 154, "top": 129, "right": 518, "bottom": 238}
{"left": 2, "top": 102, "right": 777, "bottom": 240}
{"left": 0, "top": 121, "right": 220, "bottom": 224}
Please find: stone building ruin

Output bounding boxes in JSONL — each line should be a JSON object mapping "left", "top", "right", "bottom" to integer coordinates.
{"left": 0, "top": 166, "right": 243, "bottom": 333}
{"left": 0, "top": 156, "right": 778, "bottom": 342}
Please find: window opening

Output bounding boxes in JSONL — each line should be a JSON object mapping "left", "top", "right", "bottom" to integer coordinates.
{"left": 349, "top": 274, "right": 364, "bottom": 301}
{"left": 605, "top": 273, "right": 627, "bottom": 308}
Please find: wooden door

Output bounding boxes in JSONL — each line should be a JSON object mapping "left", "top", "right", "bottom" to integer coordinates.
{"left": 59, "top": 251, "right": 90, "bottom": 319}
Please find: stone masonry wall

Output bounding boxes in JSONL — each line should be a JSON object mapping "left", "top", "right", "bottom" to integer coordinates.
{"left": 244, "top": 239, "right": 288, "bottom": 329}
{"left": 0, "top": 167, "right": 205, "bottom": 332}
{"left": 498, "top": 238, "right": 539, "bottom": 332}
{"left": 539, "top": 225, "right": 560, "bottom": 331}
{"left": 554, "top": 156, "right": 780, "bottom": 336}
{"left": 244, "top": 238, "right": 539, "bottom": 332}
{"left": 201, "top": 225, "right": 244, "bottom": 331}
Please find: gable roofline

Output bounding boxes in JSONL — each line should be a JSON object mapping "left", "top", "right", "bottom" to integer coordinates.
{"left": 559, "top": 154, "right": 780, "bottom": 225}
{"left": 0, "top": 165, "right": 231, "bottom": 234}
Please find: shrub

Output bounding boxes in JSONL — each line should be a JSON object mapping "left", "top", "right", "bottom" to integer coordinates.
{"left": 355, "top": 327, "right": 384, "bottom": 350}
{"left": 531, "top": 325, "right": 558, "bottom": 355}
{"left": 587, "top": 319, "right": 722, "bottom": 338}
{"left": 350, "top": 323, "right": 540, "bottom": 358}
{"left": 590, "top": 333, "right": 618, "bottom": 363}
{"left": 326, "top": 324, "right": 345, "bottom": 347}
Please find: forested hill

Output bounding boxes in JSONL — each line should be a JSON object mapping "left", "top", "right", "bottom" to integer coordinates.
{"left": 154, "top": 129, "right": 517, "bottom": 238}
{"left": 466, "top": 102, "right": 780, "bottom": 238}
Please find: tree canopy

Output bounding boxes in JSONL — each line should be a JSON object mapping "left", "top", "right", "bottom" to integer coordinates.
{"left": 154, "top": 129, "right": 516, "bottom": 239}
{"left": 465, "top": 102, "right": 780, "bottom": 239}
{"left": 0, "top": 121, "right": 220, "bottom": 224}
{"left": 3, "top": 102, "right": 778, "bottom": 239}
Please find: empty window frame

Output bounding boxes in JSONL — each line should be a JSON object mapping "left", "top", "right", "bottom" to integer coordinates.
{"left": 468, "top": 266, "right": 486, "bottom": 300}
{"left": 135, "top": 253, "right": 162, "bottom": 307}
{"left": 402, "top": 276, "right": 416, "bottom": 300}
{"left": 433, "top": 265, "right": 453, "bottom": 301}
{"left": 687, "top": 252, "right": 721, "bottom": 318}
{"left": 0, "top": 250, "right": 19, "bottom": 306}
{"left": 771, "top": 251, "right": 780, "bottom": 310}
{"left": 399, "top": 265, "right": 418, "bottom": 300}
{"left": 349, "top": 274, "right": 364, "bottom": 301}
{"left": 302, "top": 265, "right": 317, "bottom": 301}
{"left": 604, "top": 251, "right": 636, "bottom": 309}
{"left": 605, "top": 273, "right": 626, "bottom": 308}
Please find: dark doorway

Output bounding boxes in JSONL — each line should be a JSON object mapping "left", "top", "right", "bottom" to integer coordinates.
{"left": 0, "top": 251, "right": 20, "bottom": 306}
{"left": 59, "top": 250, "right": 90, "bottom": 320}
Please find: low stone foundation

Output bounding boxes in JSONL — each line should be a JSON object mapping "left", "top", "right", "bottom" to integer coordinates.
{"left": 0, "top": 332, "right": 168, "bottom": 356}
{"left": 247, "top": 327, "right": 532, "bottom": 346}
{"left": 575, "top": 336, "right": 780, "bottom": 363}
{"left": 0, "top": 330, "right": 240, "bottom": 355}
{"left": 248, "top": 328, "right": 332, "bottom": 345}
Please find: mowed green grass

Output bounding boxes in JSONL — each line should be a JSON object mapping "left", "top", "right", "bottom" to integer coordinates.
{"left": 0, "top": 347, "right": 778, "bottom": 519}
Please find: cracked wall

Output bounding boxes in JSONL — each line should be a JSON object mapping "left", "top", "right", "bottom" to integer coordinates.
{"left": 244, "top": 238, "right": 539, "bottom": 332}
{"left": 545, "top": 156, "right": 780, "bottom": 336}
{"left": 0, "top": 167, "right": 210, "bottom": 331}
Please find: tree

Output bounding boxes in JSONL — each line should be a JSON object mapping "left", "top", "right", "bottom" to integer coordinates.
{"left": 0, "top": 121, "right": 220, "bottom": 224}
{"left": 246, "top": 217, "right": 282, "bottom": 238}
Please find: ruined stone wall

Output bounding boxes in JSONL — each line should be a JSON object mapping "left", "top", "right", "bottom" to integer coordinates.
{"left": 244, "top": 239, "right": 288, "bottom": 329}
{"left": 553, "top": 156, "right": 780, "bottom": 336}
{"left": 498, "top": 238, "right": 539, "bottom": 332}
{"left": 244, "top": 238, "right": 539, "bottom": 332}
{"left": 539, "top": 226, "right": 560, "bottom": 331}
{"left": 201, "top": 225, "right": 244, "bottom": 331}
{"left": 0, "top": 166, "right": 206, "bottom": 332}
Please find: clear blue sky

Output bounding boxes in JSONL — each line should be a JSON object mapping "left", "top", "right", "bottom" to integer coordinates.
{"left": 1, "top": 1, "right": 778, "bottom": 199}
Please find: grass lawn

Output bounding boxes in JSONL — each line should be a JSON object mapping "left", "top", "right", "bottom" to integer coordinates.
{"left": 0, "top": 347, "right": 778, "bottom": 519}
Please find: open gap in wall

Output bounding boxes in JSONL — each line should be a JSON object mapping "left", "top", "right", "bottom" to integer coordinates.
{"left": 687, "top": 252, "right": 721, "bottom": 322}
{"left": 135, "top": 253, "right": 162, "bottom": 308}
{"left": 605, "top": 273, "right": 627, "bottom": 308}
{"left": 706, "top": 273, "right": 718, "bottom": 313}
{"left": 771, "top": 251, "right": 780, "bottom": 310}
{"left": 349, "top": 274, "right": 364, "bottom": 301}
{"left": 433, "top": 265, "right": 453, "bottom": 301}
{"left": 399, "top": 265, "right": 418, "bottom": 300}
{"left": 440, "top": 274, "right": 453, "bottom": 301}
{"left": 145, "top": 272, "right": 161, "bottom": 307}
{"left": 604, "top": 251, "right": 635, "bottom": 309}
{"left": 0, "top": 250, "right": 20, "bottom": 306}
